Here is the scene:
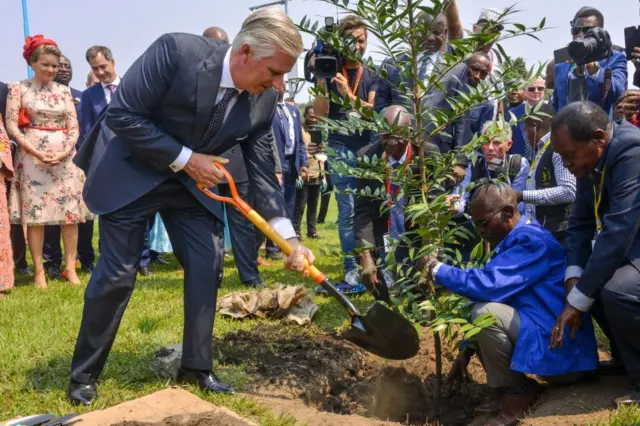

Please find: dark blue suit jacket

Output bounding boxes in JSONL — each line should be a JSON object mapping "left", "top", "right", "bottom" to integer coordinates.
{"left": 375, "top": 56, "right": 468, "bottom": 153}
{"left": 74, "top": 34, "right": 283, "bottom": 221}
{"left": 565, "top": 120, "right": 640, "bottom": 300}
{"left": 507, "top": 103, "right": 527, "bottom": 157}
{"left": 272, "top": 103, "right": 308, "bottom": 176}
{"left": 552, "top": 51, "right": 627, "bottom": 115}
{"left": 79, "top": 83, "right": 108, "bottom": 147}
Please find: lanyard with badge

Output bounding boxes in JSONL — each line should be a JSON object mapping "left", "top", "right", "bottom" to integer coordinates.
{"left": 382, "top": 144, "right": 412, "bottom": 252}
{"left": 342, "top": 65, "right": 363, "bottom": 119}
{"left": 592, "top": 165, "right": 606, "bottom": 249}
{"left": 526, "top": 139, "right": 552, "bottom": 183}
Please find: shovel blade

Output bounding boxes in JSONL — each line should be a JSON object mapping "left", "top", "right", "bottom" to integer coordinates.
{"left": 341, "top": 301, "right": 420, "bottom": 360}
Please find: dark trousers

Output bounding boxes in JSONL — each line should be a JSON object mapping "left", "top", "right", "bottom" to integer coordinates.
{"left": 218, "top": 181, "right": 260, "bottom": 284}
{"left": 318, "top": 170, "right": 333, "bottom": 224}
{"left": 591, "top": 262, "right": 640, "bottom": 385}
{"left": 70, "top": 179, "right": 225, "bottom": 384}
{"left": 43, "top": 221, "right": 96, "bottom": 269}
{"left": 11, "top": 224, "right": 28, "bottom": 270}
{"left": 293, "top": 184, "right": 321, "bottom": 237}
{"left": 265, "top": 169, "right": 297, "bottom": 254}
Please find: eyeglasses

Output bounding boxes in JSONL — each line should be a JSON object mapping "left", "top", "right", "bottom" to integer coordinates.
{"left": 571, "top": 26, "right": 595, "bottom": 36}
{"left": 472, "top": 205, "right": 507, "bottom": 231}
{"left": 527, "top": 87, "right": 545, "bottom": 93}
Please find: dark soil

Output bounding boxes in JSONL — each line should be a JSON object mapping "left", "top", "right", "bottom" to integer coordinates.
{"left": 113, "top": 411, "right": 251, "bottom": 426}
{"left": 214, "top": 324, "right": 487, "bottom": 425}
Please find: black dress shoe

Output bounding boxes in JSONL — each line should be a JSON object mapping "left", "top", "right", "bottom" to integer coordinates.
{"left": 16, "top": 267, "right": 32, "bottom": 276}
{"left": 68, "top": 381, "right": 97, "bottom": 406}
{"left": 138, "top": 266, "right": 151, "bottom": 276}
{"left": 153, "top": 255, "right": 170, "bottom": 265}
{"left": 599, "top": 358, "right": 627, "bottom": 376}
{"left": 46, "top": 266, "right": 63, "bottom": 279}
{"left": 307, "top": 233, "right": 321, "bottom": 239}
{"left": 81, "top": 263, "right": 95, "bottom": 274}
{"left": 177, "top": 368, "right": 236, "bottom": 395}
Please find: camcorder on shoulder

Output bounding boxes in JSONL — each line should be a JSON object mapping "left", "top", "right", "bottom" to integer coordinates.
{"left": 304, "top": 17, "right": 343, "bottom": 81}
{"left": 553, "top": 27, "right": 612, "bottom": 66}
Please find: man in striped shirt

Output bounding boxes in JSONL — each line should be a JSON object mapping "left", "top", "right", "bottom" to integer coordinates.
{"left": 515, "top": 103, "right": 576, "bottom": 245}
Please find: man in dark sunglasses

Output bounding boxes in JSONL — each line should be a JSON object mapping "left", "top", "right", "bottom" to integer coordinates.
{"left": 551, "top": 7, "right": 627, "bottom": 115}
{"left": 426, "top": 182, "right": 598, "bottom": 425}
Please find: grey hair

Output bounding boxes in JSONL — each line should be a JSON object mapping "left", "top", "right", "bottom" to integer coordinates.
{"left": 86, "top": 45, "right": 113, "bottom": 63}
{"left": 232, "top": 7, "right": 303, "bottom": 59}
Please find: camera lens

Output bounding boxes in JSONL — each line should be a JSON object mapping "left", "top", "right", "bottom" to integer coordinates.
{"left": 568, "top": 37, "right": 598, "bottom": 61}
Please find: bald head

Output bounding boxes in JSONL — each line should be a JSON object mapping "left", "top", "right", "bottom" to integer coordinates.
{"left": 202, "top": 27, "right": 229, "bottom": 43}
{"left": 471, "top": 182, "right": 517, "bottom": 213}
{"left": 383, "top": 105, "right": 412, "bottom": 128}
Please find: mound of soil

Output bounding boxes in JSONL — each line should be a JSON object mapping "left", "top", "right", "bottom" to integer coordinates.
{"left": 215, "top": 324, "right": 487, "bottom": 425}
{"left": 114, "top": 411, "right": 250, "bottom": 426}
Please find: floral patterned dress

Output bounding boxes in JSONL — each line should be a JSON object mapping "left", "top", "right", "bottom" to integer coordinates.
{"left": 5, "top": 79, "right": 92, "bottom": 225}
{"left": 0, "top": 114, "right": 15, "bottom": 291}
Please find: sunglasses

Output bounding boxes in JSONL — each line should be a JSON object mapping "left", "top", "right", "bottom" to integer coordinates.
{"left": 472, "top": 205, "right": 507, "bottom": 231}
{"left": 571, "top": 26, "right": 595, "bottom": 36}
{"left": 527, "top": 87, "right": 545, "bottom": 93}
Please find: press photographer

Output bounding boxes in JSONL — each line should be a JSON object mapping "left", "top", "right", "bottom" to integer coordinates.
{"left": 310, "top": 15, "right": 378, "bottom": 294}
{"left": 552, "top": 7, "right": 627, "bottom": 115}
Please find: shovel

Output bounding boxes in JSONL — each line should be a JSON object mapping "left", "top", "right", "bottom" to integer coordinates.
{"left": 197, "top": 164, "right": 420, "bottom": 360}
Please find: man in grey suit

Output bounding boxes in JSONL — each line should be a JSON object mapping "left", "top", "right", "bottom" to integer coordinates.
{"left": 68, "top": 8, "right": 314, "bottom": 405}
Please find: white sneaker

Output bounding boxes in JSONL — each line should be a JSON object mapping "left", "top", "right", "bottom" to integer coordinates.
{"left": 344, "top": 269, "right": 360, "bottom": 286}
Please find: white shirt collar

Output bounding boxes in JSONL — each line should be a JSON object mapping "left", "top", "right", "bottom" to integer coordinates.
{"left": 102, "top": 75, "right": 120, "bottom": 89}
{"left": 388, "top": 146, "right": 409, "bottom": 166}
{"left": 536, "top": 132, "right": 551, "bottom": 149}
{"left": 220, "top": 47, "right": 242, "bottom": 93}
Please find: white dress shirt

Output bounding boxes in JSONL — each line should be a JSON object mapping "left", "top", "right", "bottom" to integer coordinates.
{"left": 169, "top": 47, "right": 240, "bottom": 173}
{"left": 101, "top": 75, "right": 121, "bottom": 104}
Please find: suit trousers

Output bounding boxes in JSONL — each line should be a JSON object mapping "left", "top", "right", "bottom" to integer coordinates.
{"left": 471, "top": 302, "right": 583, "bottom": 389}
{"left": 218, "top": 181, "right": 260, "bottom": 284}
{"left": 70, "top": 178, "right": 225, "bottom": 384}
{"left": 43, "top": 221, "right": 96, "bottom": 269}
{"left": 265, "top": 170, "right": 297, "bottom": 254}
{"left": 596, "top": 263, "right": 640, "bottom": 385}
{"left": 294, "top": 184, "right": 321, "bottom": 237}
{"left": 7, "top": 178, "right": 27, "bottom": 270}
{"left": 317, "top": 171, "right": 333, "bottom": 224}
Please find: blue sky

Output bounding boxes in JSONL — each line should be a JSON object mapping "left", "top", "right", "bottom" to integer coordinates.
{"left": 1, "top": 0, "right": 636, "bottom": 100}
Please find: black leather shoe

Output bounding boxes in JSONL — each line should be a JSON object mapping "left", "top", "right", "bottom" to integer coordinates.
{"left": 68, "top": 381, "right": 97, "bottom": 406}
{"left": 153, "top": 255, "right": 170, "bottom": 265}
{"left": 264, "top": 251, "right": 280, "bottom": 260}
{"left": 46, "top": 266, "right": 63, "bottom": 279}
{"left": 243, "top": 280, "right": 265, "bottom": 288}
{"left": 599, "top": 358, "right": 627, "bottom": 376}
{"left": 177, "top": 368, "right": 236, "bottom": 395}
{"left": 138, "top": 266, "right": 151, "bottom": 276}
{"left": 81, "top": 263, "right": 95, "bottom": 274}
{"left": 16, "top": 267, "right": 32, "bottom": 276}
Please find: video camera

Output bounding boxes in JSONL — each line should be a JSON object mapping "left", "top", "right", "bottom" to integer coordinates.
{"left": 553, "top": 28, "right": 612, "bottom": 66}
{"left": 304, "top": 17, "right": 343, "bottom": 82}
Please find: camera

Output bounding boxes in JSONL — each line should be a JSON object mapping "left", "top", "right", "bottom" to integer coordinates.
{"left": 625, "top": 26, "right": 640, "bottom": 60}
{"left": 304, "top": 17, "right": 343, "bottom": 81}
{"left": 567, "top": 27, "right": 612, "bottom": 65}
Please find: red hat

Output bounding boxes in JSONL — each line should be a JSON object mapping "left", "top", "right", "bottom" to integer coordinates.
{"left": 23, "top": 35, "right": 58, "bottom": 61}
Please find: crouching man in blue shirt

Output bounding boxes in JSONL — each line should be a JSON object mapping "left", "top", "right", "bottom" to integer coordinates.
{"left": 426, "top": 182, "right": 598, "bottom": 426}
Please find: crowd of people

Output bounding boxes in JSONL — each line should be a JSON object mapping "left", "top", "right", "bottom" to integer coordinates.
{"left": 1, "top": 2, "right": 640, "bottom": 426}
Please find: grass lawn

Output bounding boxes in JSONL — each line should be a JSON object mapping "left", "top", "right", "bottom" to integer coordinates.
{"left": 1, "top": 199, "right": 639, "bottom": 425}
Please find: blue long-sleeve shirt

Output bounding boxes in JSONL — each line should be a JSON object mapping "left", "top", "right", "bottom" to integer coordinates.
{"left": 434, "top": 217, "right": 598, "bottom": 376}
{"left": 552, "top": 51, "right": 627, "bottom": 115}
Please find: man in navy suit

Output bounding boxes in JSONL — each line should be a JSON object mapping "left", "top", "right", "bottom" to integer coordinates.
{"left": 68, "top": 8, "right": 313, "bottom": 405}
{"left": 81, "top": 45, "right": 155, "bottom": 275}
{"left": 0, "top": 82, "right": 30, "bottom": 276}
{"left": 264, "top": 91, "right": 308, "bottom": 258}
{"left": 42, "top": 55, "right": 95, "bottom": 277}
{"left": 552, "top": 7, "right": 627, "bottom": 115}
{"left": 551, "top": 101, "right": 640, "bottom": 406}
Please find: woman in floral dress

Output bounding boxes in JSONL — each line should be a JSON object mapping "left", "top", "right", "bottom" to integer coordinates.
{"left": 0, "top": 113, "right": 14, "bottom": 295}
{"left": 5, "top": 35, "right": 91, "bottom": 288}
